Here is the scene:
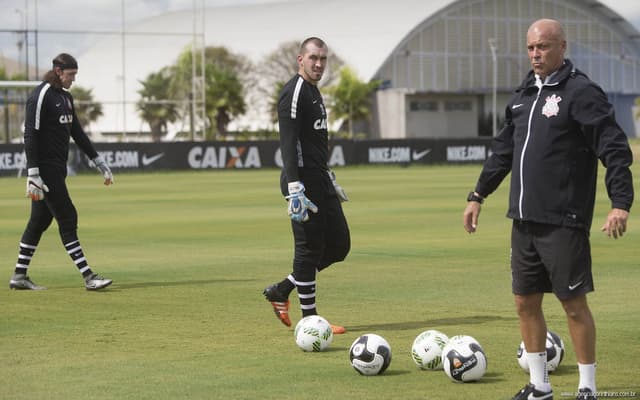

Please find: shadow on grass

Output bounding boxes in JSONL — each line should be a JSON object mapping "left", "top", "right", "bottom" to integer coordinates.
{"left": 80, "top": 278, "right": 260, "bottom": 291}
{"left": 346, "top": 315, "right": 512, "bottom": 332}
{"left": 471, "top": 371, "right": 506, "bottom": 384}
{"left": 378, "top": 369, "right": 412, "bottom": 376}
{"left": 322, "top": 345, "right": 351, "bottom": 353}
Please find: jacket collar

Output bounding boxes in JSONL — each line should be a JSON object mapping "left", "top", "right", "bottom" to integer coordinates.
{"left": 517, "top": 59, "right": 576, "bottom": 91}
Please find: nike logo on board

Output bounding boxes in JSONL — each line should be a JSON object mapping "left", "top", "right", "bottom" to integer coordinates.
{"left": 412, "top": 149, "right": 432, "bottom": 160}
{"left": 142, "top": 153, "right": 165, "bottom": 166}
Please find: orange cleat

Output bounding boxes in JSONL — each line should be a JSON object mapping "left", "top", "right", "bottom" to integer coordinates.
{"left": 270, "top": 300, "right": 291, "bottom": 327}
{"left": 330, "top": 324, "right": 346, "bottom": 334}
{"left": 263, "top": 284, "right": 292, "bottom": 327}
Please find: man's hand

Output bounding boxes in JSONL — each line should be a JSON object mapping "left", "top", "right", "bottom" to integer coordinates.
{"left": 463, "top": 201, "right": 482, "bottom": 233}
{"left": 601, "top": 208, "right": 629, "bottom": 239}
{"left": 328, "top": 170, "right": 348, "bottom": 202}
{"left": 286, "top": 181, "right": 318, "bottom": 223}
{"left": 91, "top": 156, "right": 114, "bottom": 185}
{"left": 26, "top": 167, "right": 49, "bottom": 201}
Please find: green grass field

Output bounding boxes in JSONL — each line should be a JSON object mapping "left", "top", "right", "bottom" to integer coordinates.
{"left": 0, "top": 165, "right": 638, "bottom": 400}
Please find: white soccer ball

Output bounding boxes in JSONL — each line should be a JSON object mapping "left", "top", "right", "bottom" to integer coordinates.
{"left": 411, "top": 329, "right": 449, "bottom": 370}
{"left": 349, "top": 333, "right": 392, "bottom": 376}
{"left": 441, "top": 335, "right": 488, "bottom": 382}
{"left": 516, "top": 330, "right": 565, "bottom": 372}
{"left": 294, "top": 315, "right": 333, "bottom": 352}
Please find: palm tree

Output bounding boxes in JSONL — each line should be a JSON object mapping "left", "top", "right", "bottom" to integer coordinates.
{"left": 326, "top": 67, "right": 381, "bottom": 138}
{"left": 205, "top": 66, "right": 245, "bottom": 137}
{"left": 136, "top": 67, "right": 180, "bottom": 142}
{"left": 171, "top": 46, "right": 250, "bottom": 139}
{"left": 70, "top": 86, "right": 103, "bottom": 134}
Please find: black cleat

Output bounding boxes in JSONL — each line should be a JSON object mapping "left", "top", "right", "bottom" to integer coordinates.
{"left": 512, "top": 383, "right": 553, "bottom": 400}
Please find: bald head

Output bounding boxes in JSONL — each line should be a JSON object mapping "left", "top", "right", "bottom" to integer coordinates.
{"left": 528, "top": 19, "right": 565, "bottom": 42}
{"left": 527, "top": 19, "right": 567, "bottom": 79}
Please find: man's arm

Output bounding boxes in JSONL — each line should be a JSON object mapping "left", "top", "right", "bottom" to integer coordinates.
{"left": 69, "top": 96, "right": 113, "bottom": 185}
{"left": 573, "top": 83, "right": 634, "bottom": 213}
{"left": 277, "top": 78, "right": 303, "bottom": 183}
{"left": 475, "top": 124, "right": 515, "bottom": 198}
{"left": 23, "top": 86, "right": 43, "bottom": 170}
{"left": 572, "top": 83, "right": 633, "bottom": 238}
{"left": 68, "top": 96, "right": 99, "bottom": 160}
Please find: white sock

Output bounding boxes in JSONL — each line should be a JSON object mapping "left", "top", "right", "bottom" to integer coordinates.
{"left": 527, "top": 351, "right": 551, "bottom": 392}
{"left": 578, "top": 363, "right": 596, "bottom": 392}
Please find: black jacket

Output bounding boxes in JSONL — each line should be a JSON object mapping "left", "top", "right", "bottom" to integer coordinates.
{"left": 476, "top": 59, "right": 634, "bottom": 231}
{"left": 277, "top": 74, "right": 333, "bottom": 197}
{"left": 24, "top": 81, "right": 98, "bottom": 171}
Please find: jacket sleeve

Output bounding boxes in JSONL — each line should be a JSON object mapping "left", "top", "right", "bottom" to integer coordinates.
{"left": 277, "top": 83, "right": 301, "bottom": 184}
{"left": 69, "top": 96, "right": 99, "bottom": 160}
{"left": 23, "top": 86, "right": 43, "bottom": 170}
{"left": 474, "top": 105, "right": 515, "bottom": 198}
{"left": 572, "top": 83, "right": 634, "bottom": 211}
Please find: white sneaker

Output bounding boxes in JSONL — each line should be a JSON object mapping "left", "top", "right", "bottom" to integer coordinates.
{"left": 85, "top": 273, "right": 113, "bottom": 290}
{"left": 9, "top": 274, "right": 46, "bottom": 290}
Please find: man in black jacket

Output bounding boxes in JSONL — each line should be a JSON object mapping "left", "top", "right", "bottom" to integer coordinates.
{"left": 263, "top": 37, "right": 350, "bottom": 334}
{"left": 463, "top": 19, "right": 633, "bottom": 400}
{"left": 10, "top": 53, "right": 114, "bottom": 291}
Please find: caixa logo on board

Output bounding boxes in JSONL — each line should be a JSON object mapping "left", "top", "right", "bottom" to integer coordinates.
{"left": 188, "top": 145, "right": 261, "bottom": 169}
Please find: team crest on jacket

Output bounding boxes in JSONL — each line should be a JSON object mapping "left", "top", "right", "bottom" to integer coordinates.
{"left": 541, "top": 94, "right": 562, "bottom": 118}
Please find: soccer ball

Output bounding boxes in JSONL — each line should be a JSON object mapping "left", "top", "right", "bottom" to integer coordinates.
{"left": 441, "top": 335, "right": 488, "bottom": 382}
{"left": 349, "top": 333, "right": 392, "bottom": 375}
{"left": 411, "top": 329, "right": 449, "bottom": 370}
{"left": 294, "top": 315, "right": 333, "bottom": 352}
{"left": 516, "top": 330, "right": 565, "bottom": 372}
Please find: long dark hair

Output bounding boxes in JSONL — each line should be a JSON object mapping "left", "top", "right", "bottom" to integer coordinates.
{"left": 43, "top": 53, "right": 78, "bottom": 88}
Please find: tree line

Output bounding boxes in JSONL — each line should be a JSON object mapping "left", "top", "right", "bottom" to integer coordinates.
{"left": 1, "top": 41, "right": 380, "bottom": 142}
{"left": 136, "top": 41, "right": 381, "bottom": 141}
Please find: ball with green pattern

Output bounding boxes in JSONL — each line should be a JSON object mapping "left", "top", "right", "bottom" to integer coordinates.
{"left": 411, "top": 329, "right": 449, "bottom": 370}
{"left": 294, "top": 315, "right": 333, "bottom": 352}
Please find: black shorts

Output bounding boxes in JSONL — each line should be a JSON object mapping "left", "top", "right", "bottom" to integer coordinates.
{"left": 511, "top": 220, "right": 593, "bottom": 300}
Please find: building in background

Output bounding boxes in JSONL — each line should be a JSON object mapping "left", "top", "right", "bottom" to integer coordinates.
{"left": 372, "top": 0, "right": 640, "bottom": 139}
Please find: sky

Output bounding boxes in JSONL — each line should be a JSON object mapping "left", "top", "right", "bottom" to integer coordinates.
{"left": 1, "top": 0, "right": 640, "bottom": 74}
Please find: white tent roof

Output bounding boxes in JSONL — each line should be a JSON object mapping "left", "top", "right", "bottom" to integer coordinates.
{"left": 76, "top": 0, "right": 639, "bottom": 135}
{"left": 78, "top": 0, "right": 453, "bottom": 133}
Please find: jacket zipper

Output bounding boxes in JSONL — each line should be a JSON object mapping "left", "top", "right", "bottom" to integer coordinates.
{"left": 518, "top": 78, "right": 544, "bottom": 219}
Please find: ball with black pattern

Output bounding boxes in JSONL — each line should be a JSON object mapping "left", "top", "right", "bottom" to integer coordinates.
{"left": 349, "top": 333, "right": 392, "bottom": 376}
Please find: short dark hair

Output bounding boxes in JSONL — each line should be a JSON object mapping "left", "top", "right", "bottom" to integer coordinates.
{"left": 52, "top": 53, "right": 78, "bottom": 70}
{"left": 299, "top": 37, "right": 327, "bottom": 54}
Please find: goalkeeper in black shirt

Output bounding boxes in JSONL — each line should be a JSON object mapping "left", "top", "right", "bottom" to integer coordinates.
{"left": 263, "top": 37, "right": 350, "bottom": 334}
{"left": 9, "top": 53, "right": 114, "bottom": 291}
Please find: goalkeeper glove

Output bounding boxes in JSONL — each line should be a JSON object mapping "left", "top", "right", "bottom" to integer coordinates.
{"left": 286, "top": 181, "right": 318, "bottom": 222}
{"left": 91, "top": 156, "right": 114, "bottom": 185}
{"left": 26, "top": 167, "right": 49, "bottom": 201}
{"left": 328, "top": 170, "right": 348, "bottom": 202}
